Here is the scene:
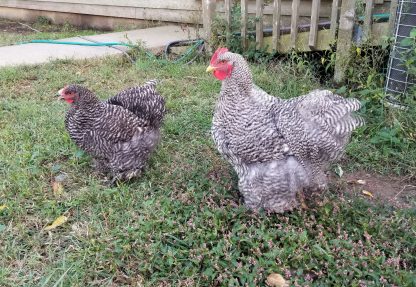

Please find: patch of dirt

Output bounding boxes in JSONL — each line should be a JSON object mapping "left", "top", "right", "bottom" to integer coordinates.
{"left": 335, "top": 171, "right": 416, "bottom": 208}
{"left": 0, "top": 20, "right": 35, "bottom": 34}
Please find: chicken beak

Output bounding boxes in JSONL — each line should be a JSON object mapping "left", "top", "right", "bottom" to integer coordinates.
{"left": 206, "top": 65, "right": 216, "bottom": 73}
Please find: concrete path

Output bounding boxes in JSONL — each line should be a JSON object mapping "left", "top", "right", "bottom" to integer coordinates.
{"left": 0, "top": 25, "right": 199, "bottom": 67}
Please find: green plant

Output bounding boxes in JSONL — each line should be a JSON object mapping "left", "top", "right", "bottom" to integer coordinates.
{"left": 1, "top": 55, "right": 415, "bottom": 286}
{"left": 399, "top": 27, "right": 416, "bottom": 94}
{"left": 35, "top": 16, "right": 52, "bottom": 26}
{"left": 211, "top": 3, "right": 275, "bottom": 63}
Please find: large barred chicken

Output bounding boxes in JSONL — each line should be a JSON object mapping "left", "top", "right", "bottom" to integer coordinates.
{"left": 58, "top": 80, "right": 165, "bottom": 182}
{"left": 206, "top": 48, "right": 364, "bottom": 213}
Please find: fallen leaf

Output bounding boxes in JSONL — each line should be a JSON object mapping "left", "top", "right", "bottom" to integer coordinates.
{"left": 334, "top": 165, "right": 344, "bottom": 178}
{"left": 0, "top": 205, "right": 7, "bottom": 212}
{"left": 356, "top": 179, "right": 366, "bottom": 185}
{"left": 266, "top": 273, "right": 288, "bottom": 287}
{"left": 52, "top": 181, "right": 64, "bottom": 196}
{"left": 362, "top": 190, "right": 374, "bottom": 198}
{"left": 44, "top": 215, "right": 68, "bottom": 231}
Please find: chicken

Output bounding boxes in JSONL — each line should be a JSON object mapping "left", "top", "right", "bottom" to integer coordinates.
{"left": 58, "top": 81, "right": 165, "bottom": 182}
{"left": 206, "top": 48, "right": 364, "bottom": 213}
{"left": 106, "top": 80, "right": 165, "bottom": 129}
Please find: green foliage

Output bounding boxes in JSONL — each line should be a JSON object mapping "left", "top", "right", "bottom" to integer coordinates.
{"left": 35, "top": 16, "right": 52, "bottom": 26}
{"left": 0, "top": 55, "right": 415, "bottom": 286}
{"left": 399, "top": 27, "right": 416, "bottom": 91}
{"left": 211, "top": 3, "right": 275, "bottom": 63}
{"left": 316, "top": 37, "right": 416, "bottom": 178}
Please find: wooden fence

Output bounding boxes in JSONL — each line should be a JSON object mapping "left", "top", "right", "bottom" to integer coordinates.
{"left": 202, "top": 0, "right": 398, "bottom": 83}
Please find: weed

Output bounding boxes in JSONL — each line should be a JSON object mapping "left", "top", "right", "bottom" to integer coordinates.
{"left": 0, "top": 18, "right": 100, "bottom": 47}
{"left": 0, "top": 54, "right": 415, "bottom": 286}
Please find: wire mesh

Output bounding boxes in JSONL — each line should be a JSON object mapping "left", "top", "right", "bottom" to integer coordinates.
{"left": 385, "top": 0, "right": 416, "bottom": 97}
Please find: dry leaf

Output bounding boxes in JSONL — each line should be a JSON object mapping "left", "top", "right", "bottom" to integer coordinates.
{"left": 52, "top": 181, "right": 64, "bottom": 196}
{"left": 356, "top": 179, "right": 366, "bottom": 185}
{"left": 334, "top": 165, "right": 344, "bottom": 178}
{"left": 362, "top": 190, "right": 374, "bottom": 198}
{"left": 0, "top": 205, "right": 8, "bottom": 212}
{"left": 266, "top": 273, "right": 288, "bottom": 287}
{"left": 44, "top": 215, "right": 68, "bottom": 231}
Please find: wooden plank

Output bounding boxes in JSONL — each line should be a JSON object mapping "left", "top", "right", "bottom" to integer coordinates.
{"left": 308, "top": 0, "right": 320, "bottom": 49}
{"left": 330, "top": 0, "right": 340, "bottom": 40}
{"left": 263, "top": 21, "right": 389, "bottom": 53}
{"left": 0, "top": 0, "right": 202, "bottom": 23}
{"left": 216, "top": 1, "right": 333, "bottom": 17}
{"left": 374, "top": 0, "right": 384, "bottom": 4}
{"left": 265, "top": 29, "right": 333, "bottom": 53}
{"left": 241, "top": 0, "right": 248, "bottom": 49}
{"left": 202, "top": 0, "right": 216, "bottom": 50}
{"left": 290, "top": 0, "right": 300, "bottom": 49}
{"left": 256, "top": 0, "right": 264, "bottom": 49}
{"left": 388, "top": 0, "right": 398, "bottom": 36}
{"left": 22, "top": 0, "right": 202, "bottom": 10}
{"left": 272, "top": 0, "right": 282, "bottom": 51}
{"left": 0, "top": 0, "right": 335, "bottom": 18}
{"left": 225, "top": 0, "right": 232, "bottom": 44}
{"left": 369, "top": 22, "right": 391, "bottom": 45}
{"left": 334, "top": 0, "right": 355, "bottom": 83}
{"left": 363, "top": 0, "right": 374, "bottom": 41}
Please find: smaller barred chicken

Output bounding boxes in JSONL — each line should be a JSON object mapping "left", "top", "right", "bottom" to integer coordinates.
{"left": 206, "top": 48, "right": 364, "bottom": 213}
{"left": 106, "top": 80, "right": 165, "bottom": 129}
{"left": 58, "top": 81, "right": 165, "bottom": 182}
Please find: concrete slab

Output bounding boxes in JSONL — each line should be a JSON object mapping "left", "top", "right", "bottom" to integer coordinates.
{"left": 0, "top": 25, "right": 199, "bottom": 68}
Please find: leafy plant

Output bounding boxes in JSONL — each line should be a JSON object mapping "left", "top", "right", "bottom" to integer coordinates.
{"left": 399, "top": 28, "right": 416, "bottom": 93}
{"left": 211, "top": 3, "right": 275, "bottom": 63}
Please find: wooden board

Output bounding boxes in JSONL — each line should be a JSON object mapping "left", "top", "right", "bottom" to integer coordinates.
{"left": 22, "top": 0, "right": 202, "bottom": 10}
{"left": 241, "top": 0, "right": 248, "bottom": 49}
{"left": 309, "top": 0, "right": 321, "bottom": 49}
{"left": 264, "top": 29, "right": 333, "bottom": 53}
{"left": 290, "top": 0, "right": 300, "bottom": 48}
{"left": 334, "top": 0, "right": 355, "bottom": 83}
{"left": 263, "top": 21, "right": 389, "bottom": 53}
{"left": 272, "top": 0, "right": 282, "bottom": 51}
{"left": 0, "top": 0, "right": 335, "bottom": 19}
{"left": 216, "top": 0, "right": 333, "bottom": 17}
{"left": 225, "top": 0, "right": 232, "bottom": 43}
{"left": 0, "top": 0, "right": 203, "bottom": 23}
{"left": 329, "top": 0, "right": 339, "bottom": 40}
{"left": 363, "top": 0, "right": 374, "bottom": 40}
{"left": 256, "top": 0, "right": 264, "bottom": 48}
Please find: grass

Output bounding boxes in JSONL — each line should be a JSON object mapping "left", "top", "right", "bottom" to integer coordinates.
{"left": 0, "top": 18, "right": 101, "bottom": 47}
{"left": 0, "top": 53, "right": 415, "bottom": 287}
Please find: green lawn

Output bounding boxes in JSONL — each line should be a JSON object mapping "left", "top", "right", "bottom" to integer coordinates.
{"left": 0, "top": 54, "right": 415, "bottom": 286}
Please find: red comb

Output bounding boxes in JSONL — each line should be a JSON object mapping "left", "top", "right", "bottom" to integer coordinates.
{"left": 210, "top": 47, "right": 229, "bottom": 65}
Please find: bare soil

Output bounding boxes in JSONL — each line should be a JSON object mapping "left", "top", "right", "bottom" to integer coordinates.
{"left": 0, "top": 20, "right": 35, "bottom": 34}
{"left": 336, "top": 171, "right": 416, "bottom": 208}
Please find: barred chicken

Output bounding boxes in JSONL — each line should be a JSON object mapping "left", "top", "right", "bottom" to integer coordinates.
{"left": 206, "top": 48, "right": 364, "bottom": 213}
{"left": 58, "top": 81, "right": 165, "bottom": 182}
{"left": 106, "top": 80, "right": 165, "bottom": 129}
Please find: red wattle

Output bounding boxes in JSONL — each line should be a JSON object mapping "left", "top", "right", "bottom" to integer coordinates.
{"left": 214, "top": 70, "right": 228, "bottom": 80}
{"left": 213, "top": 63, "right": 233, "bottom": 81}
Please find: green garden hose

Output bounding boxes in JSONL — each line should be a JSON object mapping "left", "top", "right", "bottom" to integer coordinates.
{"left": 16, "top": 38, "right": 205, "bottom": 64}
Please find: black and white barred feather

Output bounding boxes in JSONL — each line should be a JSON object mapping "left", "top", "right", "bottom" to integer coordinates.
{"left": 106, "top": 80, "right": 166, "bottom": 128}
{"left": 63, "top": 81, "right": 165, "bottom": 181}
{"left": 211, "top": 51, "right": 364, "bottom": 213}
